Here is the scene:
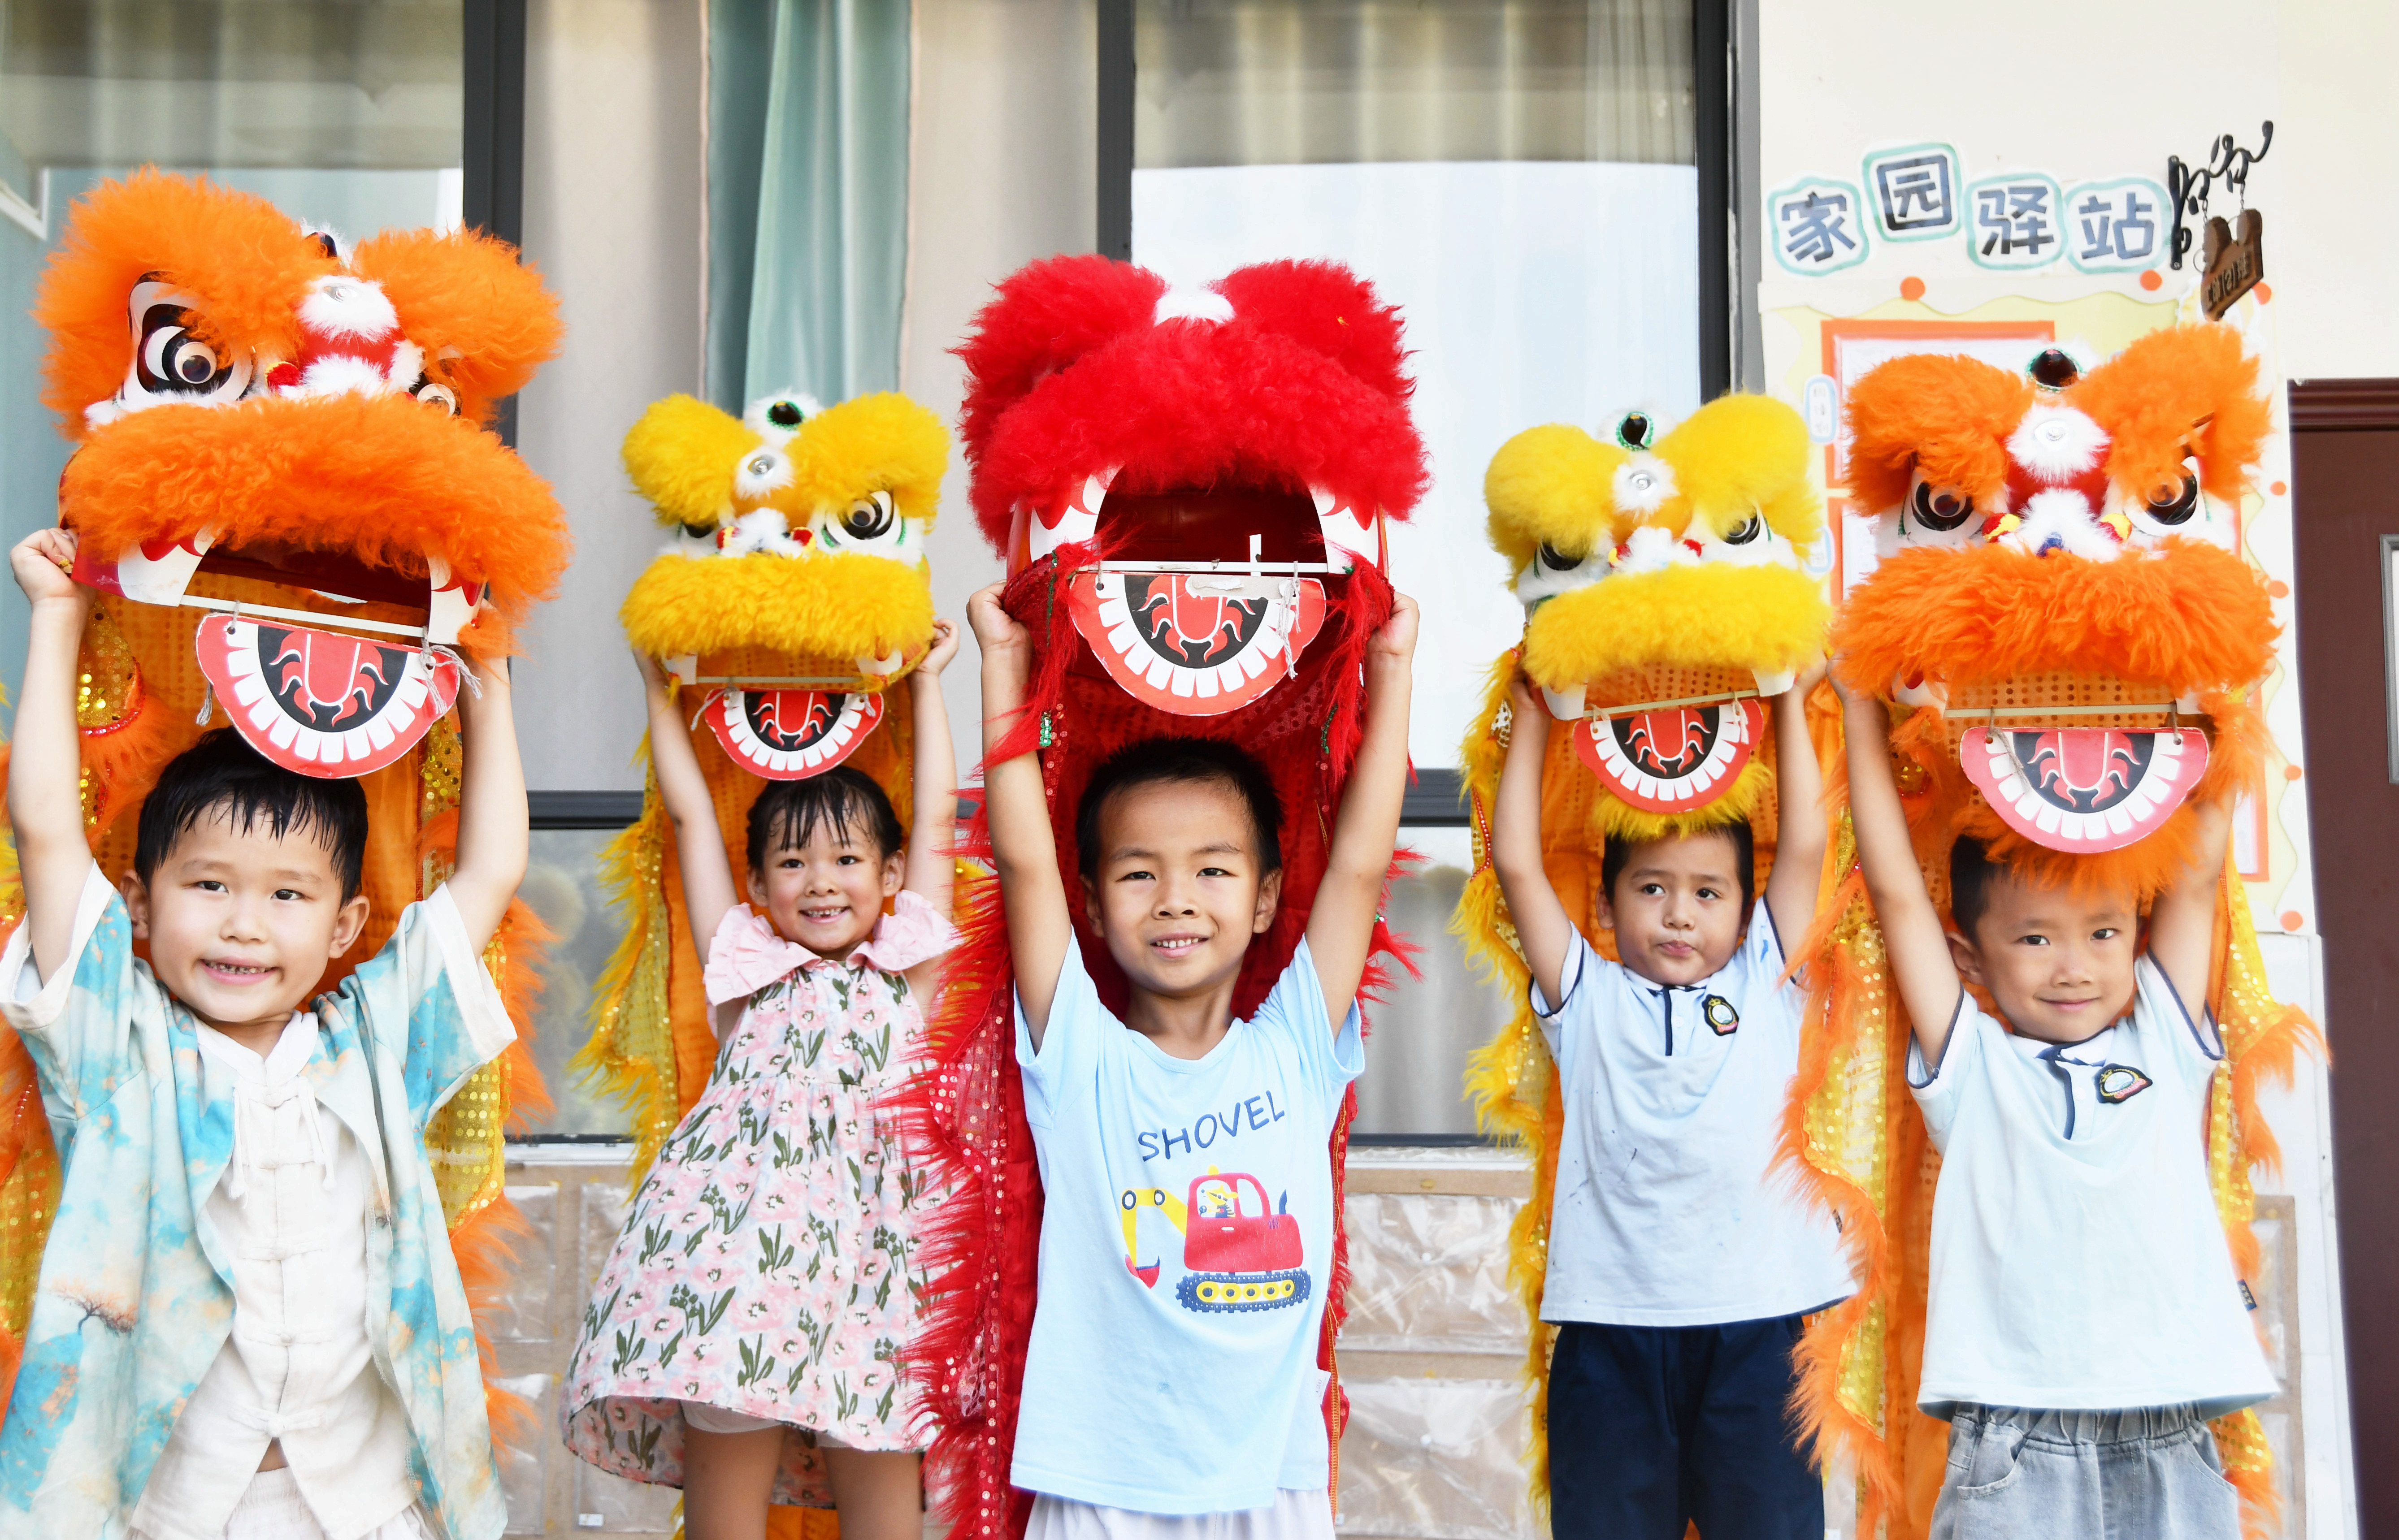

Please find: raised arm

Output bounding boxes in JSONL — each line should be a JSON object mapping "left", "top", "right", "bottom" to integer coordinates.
{"left": 902, "top": 619, "right": 960, "bottom": 917}
{"left": 444, "top": 651, "right": 530, "bottom": 952}
{"left": 1762, "top": 661, "right": 1830, "bottom": 948}
{"left": 1838, "top": 679, "right": 1963, "bottom": 1065}
{"left": 635, "top": 651, "right": 740, "bottom": 957}
{"left": 1491, "top": 671, "right": 1574, "bottom": 1010}
{"left": 2147, "top": 788, "right": 2232, "bottom": 1014}
{"left": 7, "top": 529, "right": 97, "bottom": 982}
{"left": 1305, "top": 593, "right": 1419, "bottom": 1031}
{"left": 967, "top": 583, "right": 1071, "bottom": 1044}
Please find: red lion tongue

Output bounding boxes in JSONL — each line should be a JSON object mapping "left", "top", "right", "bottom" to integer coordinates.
{"left": 1570, "top": 698, "right": 1763, "bottom": 814}
{"left": 1960, "top": 725, "right": 2209, "bottom": 853}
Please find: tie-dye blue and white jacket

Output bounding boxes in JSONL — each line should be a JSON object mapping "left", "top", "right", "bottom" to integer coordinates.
{"left": 0, "top": 862, "right": 515, "bottom": 1540}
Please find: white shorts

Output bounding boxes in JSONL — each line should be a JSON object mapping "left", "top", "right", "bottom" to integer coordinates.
{"left": 680, "top": 1399, "right": 858, "bottom": 1449}
{"left": 1024, "top": 1489, "right": 1333, "bottom": 1540}
{"left": 140, "top": 1467, "right": 435, "bottom": 1540}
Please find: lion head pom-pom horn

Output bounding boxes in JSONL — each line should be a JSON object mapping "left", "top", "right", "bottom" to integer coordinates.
{"left": 1454, "top": 392, "right": 1833, "bottom": 1514}
{"left": 891, "top": 255, "right": 1427, "bottom": 1540}
{"left": 0, "top": 169, "right": 570, "bottom": 1430}
{"left": 1785, "top": 326, "right": 2314, "bottom": 1540}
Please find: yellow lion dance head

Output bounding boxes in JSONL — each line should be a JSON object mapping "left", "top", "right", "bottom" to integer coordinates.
{"left": 1489, "top": 396, "right": 1826, "bottom": 844}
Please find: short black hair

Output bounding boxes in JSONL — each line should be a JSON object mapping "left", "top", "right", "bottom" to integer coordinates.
{"left": 1601, "top": 821, "right": 1755, "bottom": 913}
{"left": 746, "top": 766, "right": 904, "bottom": 874}
{"left": 134, "top": 729, "right": 370, "bottom": 901}
{"left": 1075, "top": 737, "right": 1282, "bottom": 881}
{"left": 1948, "top": 835, "right": 1997, "bottom": 935}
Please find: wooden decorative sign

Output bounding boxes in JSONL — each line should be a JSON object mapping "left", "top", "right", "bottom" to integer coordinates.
{"left": 2202, "top": 209, "right": 2265, "bottom": 320}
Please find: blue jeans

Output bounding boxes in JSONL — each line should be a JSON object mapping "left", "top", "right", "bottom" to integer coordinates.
{"left": 1930, "top": 1405, "right": 2240, "bottom": 1540}
{"left": 1544, "top": 1315, "right": 1822, "bottom": 1540}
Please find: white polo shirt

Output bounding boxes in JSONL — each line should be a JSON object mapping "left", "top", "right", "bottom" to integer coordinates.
{"left": 1532, "top": 907, "right": 1855, "bottom": 1327}
{"left": 1907, "top": 956, "right": 2277, "bottom": 1417}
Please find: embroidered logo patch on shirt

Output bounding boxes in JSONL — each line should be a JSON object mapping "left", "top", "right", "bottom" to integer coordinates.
{"left": 1702, "top": 995, "right": 1740, "bottom": 1035}
{"left": 2094, "top": 1063, "right": 2152, "bottom": 1103}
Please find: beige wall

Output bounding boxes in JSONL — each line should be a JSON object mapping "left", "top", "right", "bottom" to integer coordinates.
{"left": 903, "top": 0, "right": 1098, "bottom": 779}
{"left": 1756, "top": 0, "right": 2398, "bottom": 381}
{"left": 2274, "top": 0, "right": 2399, "bottom": 379}
{"left": 512, "top": 0, "right": 707, "bottom": 792}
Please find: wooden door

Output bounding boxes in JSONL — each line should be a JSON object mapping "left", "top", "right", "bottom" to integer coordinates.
{"left": 2291, "top": 378, "right": 2399, "bottom": 1534}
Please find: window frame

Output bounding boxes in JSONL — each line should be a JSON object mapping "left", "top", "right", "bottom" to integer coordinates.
{"left": 1097, "top": 0, "right": 1738, "bottom": 397}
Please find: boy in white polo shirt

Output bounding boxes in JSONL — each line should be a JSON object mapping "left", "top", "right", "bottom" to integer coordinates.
{"left": 1489, "top": 668, "right": 1853, "bottom": 1540}
{"left": 1840, "top": 679, "right": 2273, "bottom": 1539}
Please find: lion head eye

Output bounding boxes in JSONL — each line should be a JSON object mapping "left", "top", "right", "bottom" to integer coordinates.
{"left": 813, "top": 489, "right": 908, "bottom": 562}
{"left": 1537, "top": 541, "right": 1582, "bottom": 571}
{"left": 408, "top": 377, "right": 459, "bottom": 416}
{"left": 766, "top": 399, "right": 805, "bottom": 428}
{"left": 1719, "top": 513, "right": 1763, "bottom": 545}
{"left": 117, "top": 279, "right": 254, "bottom": 413}
{"left": 1614, "top": 411, "right": 1654, "bottom": 450}
{"left": 2144, "top": 472, "right": 2200, "bottom": 526}
{"left": 1908, "top": 479, "right": 1974, "bottom": 533}
{"left": 842, "top": 490, "right": 896, "bottom": 542}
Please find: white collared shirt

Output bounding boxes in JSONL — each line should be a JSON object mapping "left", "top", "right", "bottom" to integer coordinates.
{"left": 1907, "top": 958, "right": 2277, "bottom": 1418}
{"left": 1531, "top": 905, "right": 1857, "bottom": 1327}
{"left": 131, "top": 1012, "right": 415, "bottom": 1540}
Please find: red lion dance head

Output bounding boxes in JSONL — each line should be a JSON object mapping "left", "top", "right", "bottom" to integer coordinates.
{"left": 900, "top": 255, "right": 1426, "bottom": 1538}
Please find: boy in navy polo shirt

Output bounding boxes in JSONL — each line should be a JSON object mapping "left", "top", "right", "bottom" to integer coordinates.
{"left": 1489, "top": 667, "right": 1853, "bottom": 1540}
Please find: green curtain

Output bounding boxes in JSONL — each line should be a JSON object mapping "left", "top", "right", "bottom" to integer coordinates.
{"left": 707, "top": 0, "right": 911, "bottom": 412}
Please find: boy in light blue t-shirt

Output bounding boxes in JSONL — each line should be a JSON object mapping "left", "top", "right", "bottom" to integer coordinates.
{"left": 965, "top": 581, "right": 1417, "bottom": 1540}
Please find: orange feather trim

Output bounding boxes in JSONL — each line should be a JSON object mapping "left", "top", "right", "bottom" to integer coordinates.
{"left": 347, "top": 227, "right": 562, "bottom": 426}
{"left": 59, "top": 393, "right": 570, "bottom": 614}
{"left": 2068, "top": 326, "right": 2272, "bottom": 510}
{"left": 1844, "top": 354, "right": 2034, "bottom": 516}
{"left": 1832, "top": 540, "right": 2277, "bottom": 699}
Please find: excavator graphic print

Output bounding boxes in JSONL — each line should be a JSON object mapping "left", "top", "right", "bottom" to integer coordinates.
{"left": 1119, "top": 1169, "right": 1312, "bottom": 1314}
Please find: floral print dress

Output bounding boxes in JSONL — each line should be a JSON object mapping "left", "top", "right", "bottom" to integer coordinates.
{"left": 561, "top": 893, "right": 954, "bottom": 1500}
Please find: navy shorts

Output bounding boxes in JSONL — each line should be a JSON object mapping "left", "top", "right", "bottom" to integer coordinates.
{"left": 1545, "top": 1314, "right": 1822, "bottom": 1540}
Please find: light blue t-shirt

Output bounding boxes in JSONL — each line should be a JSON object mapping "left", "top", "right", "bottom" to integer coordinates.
{"left": 1011, "top": 938, "right": 1363, "bottom": 1514}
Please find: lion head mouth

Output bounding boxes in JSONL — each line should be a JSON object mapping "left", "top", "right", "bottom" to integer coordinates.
{"left": 1835, "top": 540, "right": 2274, "bottom": 856}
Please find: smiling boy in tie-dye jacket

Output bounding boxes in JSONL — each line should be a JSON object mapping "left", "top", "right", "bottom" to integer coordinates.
{"left": 0, "top": 526, "right": 529, "bottom": 1540}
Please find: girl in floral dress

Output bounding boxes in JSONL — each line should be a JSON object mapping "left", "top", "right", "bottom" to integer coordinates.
{"left": 563, "top": 623, "right": 958, "bottom": 1540}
